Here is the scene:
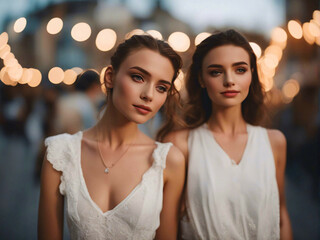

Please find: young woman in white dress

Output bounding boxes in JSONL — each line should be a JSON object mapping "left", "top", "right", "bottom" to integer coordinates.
{"left": 38, "top": 35, "right": 185, "bottom": 240}
{"left": 162, "top": 30, "right": 293, "bottom": 239}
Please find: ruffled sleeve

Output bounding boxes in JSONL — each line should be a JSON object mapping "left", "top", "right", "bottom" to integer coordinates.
{"left": 44, "top": 133, "right": 72, "bottom": 195}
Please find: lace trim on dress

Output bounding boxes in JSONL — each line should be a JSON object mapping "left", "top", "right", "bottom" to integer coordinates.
{"left": 152, "top": 142, "right": 172, "bottom": 169}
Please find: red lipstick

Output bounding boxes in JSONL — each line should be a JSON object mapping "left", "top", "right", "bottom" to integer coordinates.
{"left": 221, "top": 90, "right": 240, "bottom": 97}
{"left": 133, "top": 105, "right": 152, "bottom": 115}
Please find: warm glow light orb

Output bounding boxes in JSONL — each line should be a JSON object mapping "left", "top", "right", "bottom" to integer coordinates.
{"left": 28, "top": 69, "right": 42, "bottom": 87}
{"left": 146, "top": 30, "right": 163, "bottom": 40}
{"left": 63, "top": 69, "right": 78, "bottom": 85}
{"left": 288, "top": 20, "right": 303, "bottom": 39}
{"left": 125, "top": 29, "right": 145, "bottom": 39}
{"left": 282, "top": 79, "right": 300, "bottom": 99}
{"left": 0, "top": 44, "right": 11, "bottom": 59}
{"left": 19, "top": 68, "right": 33, "bottom": 84}
{"left": 249, "top": 42, "right": 262, "bottom": 59}
{"left": 168, "top": 32, "right": 190, "bottom": 52}
{"left": 48, "top": 67, "right": 64, "bottom": 84}
{"left": 271, "top": 27, "right": 287, "bottom": 43}
{"left": 0, "top": 32, "right": 9, "bottom": 49}
{"left": 302, "top": 22, "right": 316, "bottom": 44}
{"left": 13, "top": 17, "right": 27, "bottom": 33}
{"left": 195, "top": 32, "right": 211, "bottom": 46}
{"left": 47, "top": 17, "right": 63, "bottom": 35}
{"left": 96, "top": 29, "right": 117, "bottom": 52}
{"left": 71, "top": 22, "right": 91, "bottom": 42}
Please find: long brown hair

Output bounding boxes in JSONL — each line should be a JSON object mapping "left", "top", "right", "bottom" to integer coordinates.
{"left": 184, "top": 29, "right": 265, "bottom": 129}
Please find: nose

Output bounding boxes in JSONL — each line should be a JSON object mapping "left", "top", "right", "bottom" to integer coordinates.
{"left": 140, "top": 83, "right": 153, "bottom": 102}
{"left": 223, "top": 72, "right": 235, "bottom": 87}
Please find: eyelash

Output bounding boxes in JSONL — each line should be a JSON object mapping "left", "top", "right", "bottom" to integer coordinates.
{"left": 210, "top": 68, "right": 248, "bottom": 76}
{"left": 156, "top": 85, "right": 169, "bottom": 93}
{"left": 131, "top": 74, "right": 168, "bottom": 93}
{"left": 131, "top": 74, "right": 143, "bottom": 82}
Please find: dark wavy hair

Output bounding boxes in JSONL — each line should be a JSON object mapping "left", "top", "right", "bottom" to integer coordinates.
{"left": 182, "top": 29, "right": 266, "bottom": 130}
{"left": 106, "top": 34, "right": 183, "bottom": 136}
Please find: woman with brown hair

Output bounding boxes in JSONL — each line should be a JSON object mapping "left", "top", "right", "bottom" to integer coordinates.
{"left": 38, "top": 34, "right": 185, "bottom": 240}
{"left": 162, "top": 30, "right": 293, "bottom": 239}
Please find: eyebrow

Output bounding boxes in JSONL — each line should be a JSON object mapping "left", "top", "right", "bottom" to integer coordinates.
{"left": 207, "top": 61, "right": 249, "bottom": 68}
{"left": 129, "top": 66, "right": 172, "bottom": 86}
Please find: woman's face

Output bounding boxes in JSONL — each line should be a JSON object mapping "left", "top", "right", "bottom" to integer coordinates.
{"left": 201, "top": 44, "right": 252, "bottom": 109}
{"left": 109, "top": 48, "right": 175, "bottom": 124}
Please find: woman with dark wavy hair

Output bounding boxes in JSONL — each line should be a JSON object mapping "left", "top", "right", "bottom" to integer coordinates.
{"left": 38, "top": 34, "right": 185, "bottom": 240}
{"left": 163, "top": 30, "right": 292, "bottom": 239}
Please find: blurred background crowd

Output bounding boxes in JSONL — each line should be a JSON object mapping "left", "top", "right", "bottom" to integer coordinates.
{"left": 0, "top": 0, "right": 319, "bottom": 239}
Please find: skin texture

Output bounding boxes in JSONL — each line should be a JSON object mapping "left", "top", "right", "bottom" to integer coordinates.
{"left": 38, "top": 49, "right": 185, "bottom": 240}
{"left": 164, "top": 45, "right": 292, "bottom": 239}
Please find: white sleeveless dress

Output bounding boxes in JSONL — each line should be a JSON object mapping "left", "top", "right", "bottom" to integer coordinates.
{"left": 45, "top": 131, "right": 172, "bottom": 240}
{"left": 180, "top": 124, "right": 280, "bottom": 240}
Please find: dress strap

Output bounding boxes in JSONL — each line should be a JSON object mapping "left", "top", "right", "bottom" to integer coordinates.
{"left": 152, "top": 142, "right": 173, "bottom": 169}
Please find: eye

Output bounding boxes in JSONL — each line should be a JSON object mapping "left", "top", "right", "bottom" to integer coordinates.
{"left": 156, "top": 85, "right": 169, "bottom": 93}
{"left": 209, "top": 70, "right": 223, "bottom": 77}
{"left": 132, "top": 74, "right": 143, "bottom": 82}
{"left": 236, "top": 67, "right": 247, "bottom": 74}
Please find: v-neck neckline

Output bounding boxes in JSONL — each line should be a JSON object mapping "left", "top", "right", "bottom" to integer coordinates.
{"left": 203, "top": 123, "right": 251, "bottom": 167}
{"left": 77, "top": 131, "right": 160, "bottom": 216}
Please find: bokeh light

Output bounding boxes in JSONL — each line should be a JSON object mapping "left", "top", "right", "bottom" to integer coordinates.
{"left": 271, "top": 27, "right": 287, "bottom": 43}
{"left": 0, "top": 44, "right": 11, "bottom": 59}
{"left": 174, "top": 71, "right": 185, "bottom": 91}
{"left": 146, "top": 30, "right": 163, "bottom": 40}
{"left": 28, "top": 69, "right": 42, "bottom": 87}
{"left": 168, "top": 32, "right": 190, "bottom": 52}
{"left": 19, "top": 68, "right": 33, "bottom": 84}
{"left": 288, "top": 20, "right": 303, "bottom": 39}
{"left": 96, "top": 29, "right": 117, "bottom": 52}
{"left": 3, "top": 53, "right": 18, "bottom": 67}
{"left": 125, "top": 29, "right": 145, "bottom": 39}
{"left": 47, "top": 17, "right": 63, "bottom": 35}
{"left": 71, "top": 22, "right": 91, "bottom": 42}
{"left": 282, "top": 79, "right": 300, "bottom": 99}
{"left": 0, "top": 32, "right": 9, "bottom": 49}
{"left": 249, "top": 42, "right": 262, "bottom": 59}
{"left": 264, "top": 45, "right": 283, "bottom": 61}
{"left": 63, "top": 69, "right": 78, "bottom": 85}
{"left": 48, "top": 67, "right": 64, "bottom": 84}
{"left": 195, "top": 32, "right": 211, "bottom": 46}
{"left": 8, "top": 64, "right": 23, "bottom": 81}
{"left": 313, "top": 10, "right": 320, "bottom": 25}
{"left": 72, "top": 67, "right": 83, "bottom": 75}
{"left": 308, "top": 20, "right": 320, "bottom": 38}
{"left": 302, "top": 22, "right": 315, "bottom": 44}
{"left": 13, "top": 17, "right": 27, "bottom": 33}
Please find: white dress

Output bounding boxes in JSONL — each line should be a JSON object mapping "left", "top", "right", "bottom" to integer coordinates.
{"left": 180, "top": 124, "right": 280, "bottom": 240}
{"left": 45, "top": 131, "right": 172, "bottom": 240}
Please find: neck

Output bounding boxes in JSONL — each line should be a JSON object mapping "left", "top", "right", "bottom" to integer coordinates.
{"left": 207, "top": 104, "right": 247, "bottom": 135}
{"left": 95, "top": 102, "right": 139, "bottom": 148}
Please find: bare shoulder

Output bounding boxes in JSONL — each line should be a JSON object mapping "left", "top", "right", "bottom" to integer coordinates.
{"left": 267, "top": 129, "right": 287, "bottom": 167}
{"left": 163, "top": 129, "right": 189, "bottom": 144}
{"left": 164, "top": 144, "right": 186, "bottom": 183}
{"left": 267, "top": 129, "right": 287, "bottom": 149}
{"left": 162, "top": 129, "right": 189, "bottom": 160}
{"left": 166, "top": 144, "right": 185, "bottom": 169}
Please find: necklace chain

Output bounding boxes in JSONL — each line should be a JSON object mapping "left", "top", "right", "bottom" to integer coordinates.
{"left": 96, "top": 129, "right": 135, "bottom": 174}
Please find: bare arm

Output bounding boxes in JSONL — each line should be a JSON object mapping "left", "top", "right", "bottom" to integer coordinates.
{"left": 268, "top": 129, "right": 293, "bottom": 240}
{"left": 38, "top": 155, "right": 64, "bottom": 240}
{"left": 155, "top": 146, "right": 186, "bottom": 240}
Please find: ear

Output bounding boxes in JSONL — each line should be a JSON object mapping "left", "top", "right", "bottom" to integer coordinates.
{"left": 104, "top": 65, "right": 114, "bottom": 89}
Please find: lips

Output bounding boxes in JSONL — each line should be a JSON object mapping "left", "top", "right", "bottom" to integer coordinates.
{"left": 221, "top": 90, "right": 240, "bottom": 97}
{"left": 133, "top": 104, "right": 152, "bottom": 114}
